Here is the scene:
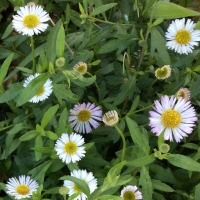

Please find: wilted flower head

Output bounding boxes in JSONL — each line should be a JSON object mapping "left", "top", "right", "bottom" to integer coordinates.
{"left": 176, "top": 88, "right": 190, "bottom": 101}
{"left": 165, "top": 18, "right": 200, "bottom": 54}
{"left": 149, "top": 95, "right": 198, "bottom": 143}
{"left": 102, "top": 110, "right": 119, "bottom": 126}
{"left": 6, "top": 175, "right": 38, "bottom": 199}
{"left": 155, "top": 65, "right": 171, "bottom": 80}
{"left": 12, "top": 4, "right": 50, "bottom": 36}
{"left": 73, "top": 62, "right": 87, "bottom": 75}
{"left": 120, "top": 185, "right": 142, "bottom": 200}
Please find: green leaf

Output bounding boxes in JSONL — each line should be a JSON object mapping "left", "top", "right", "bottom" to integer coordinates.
{"left": 35, "top": 135, "right": 43, "bottom": 161}
{"left": 144, "top": 2, "right": 200, "bottom": 19}
{"left": 128, "top": 95, "right": 140, "bottom": 113}
{"left": 56, "top": 23, "right": 65, "bottom": 58}
{"left": 41, "top": 104, "right": 59, "bottom": 129}
{"left": 57, "top": 107, "right": 69, "bottom": 136}
{"left": 29, "top": 160, "right": 53, "bottom": 183}
{"left": 19, "top": 130, "right": 38, "bottom": 141}
{"left": 46, "top": 20, "right": 62, "bottom": 63}
{"left": 151, "top": 179, "right": 174, "bottom": 192}
{"left": 126, "top": 154, "right": 155, "bottom": 167}
{"left": 139, "top": 166, "right": 153, "bottom": 200}
{"left": 0, "top": 53, "right": 14, "bottom": 85}
{"left": 71, "top": 71, "right": 96, "bottom": 87}
{"left": 166, "top": 154, "right": 200, "bottom": 172}
{"left": 31, "top": 147, "right": 53, "bottom": 154}
{"left": 191, "top": 75, "right": 200, "bottom": 98}
{"left": 60, "top": 176, "right": 90, "bottom": 197}
{"left": 151, "top": 27, "right": 171, "bottom": 65}
{"left": 7, "top": 123, "right": 23, "bottom": 135}
{"left": 195, "top": 183, "right": 200, "bottom": 200}
{"left": 90, "top": 3, "right": 117, "bottom": 16}
{"left": 16, "top": 73, "right": 50, "bottom": 107}
{"left": 0, "top": 83, "right": 23, "bottom": 103}
{"left": 98, "top": 195, "right": 122, "bottom": 200}
{"left": 1, "top": 23, "right": 13, "bottom": 39}
{"left": 126, "top": 116, "right": 150, "bottom": 155}
{"left": 53, "top": 84, "right": 79, "bottom": 104}
{"left": 113, "top": 75, "right": 136, "bottom": 106}
{"left": 45, "top": 131, "right": 58, "bottom": 140}
{"left": 101, "top": 161, "right": 126, "bottom": 192}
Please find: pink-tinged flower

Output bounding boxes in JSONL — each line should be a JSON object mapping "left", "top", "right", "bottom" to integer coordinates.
{"left": 64, "top": 169, "right": 97, "bottom": 200}
{"left": 68, "top": 102, "right": 102, "bottom": 134}
{"left": 149, "top": 95, "right": 198, "bottom": 143}
{"left": 120, "top": 185, "right": 142, "bottom": 200}
{"left": 73, "top": 62, "right": 87, "bottom": 75}
{"left": 176, "top": 88, "right": 190, "bottom": 101}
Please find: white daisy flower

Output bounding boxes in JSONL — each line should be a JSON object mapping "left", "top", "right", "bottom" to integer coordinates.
{"left": 73, "top": 62, "right": 87, "bottom": 75}
{"left": 23, "top": 73, "right": 53, "bottom": 103}
{"left": 155, "top": 65, "right": 171, "bottom": 80}
{"left": 149, "top": 95, "right": 198, "bottom": 143}
{"left": 64, "top": 169, "right": 97, "bottom": 200}
{"left": 12, "top": 4, "right": 50, "bottom": 36}
{"left": 55, "top": 133, "right": 86, "bottom": 164}
{"left": 120, "top": 185, "right": 142, "bottom": 200}
{"left": 176, "top": 88, "right": 190, "bottom": 101}
{"left": 6, "top": 175, "right": 38, "bottom": 199}
{"left": 102, "top": 110, "right": 119, "bottom": 126}
{"left": 165, "top": 18, "right": 200, "bottom": 54}
{"left": 68, "top": 102, "right": 102, "bottom": 134}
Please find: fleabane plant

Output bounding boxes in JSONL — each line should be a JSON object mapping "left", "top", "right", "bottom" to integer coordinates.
{"left": 1, "top": 1, "right": 200, "bottom": 200}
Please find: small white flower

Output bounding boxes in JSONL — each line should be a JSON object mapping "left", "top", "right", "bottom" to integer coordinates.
{"left": 120, "top": 185, "right": 142, "bottom": 200}
{"left": 155, "top": 65, "right": 171, "bottom": 80}
{"left": 165, "top": 18, "right": 200, "bottom": 54}
{"left": 102, "top": 110, "right": 119, "bottom": 126}
{"left": 73, "top": 62, "right": 87, "bottom": 75}
{"left": 12, "top": 5, "right": 50, "bottom": 36}
{"left": 55, "top": 133, "right": 86, "bottom": 164}
{"left": 68, "top": 102, "right": 102, "bottom": 134}
{"left": 6, "top": 175, "right": 38, "bottom": 199}
{"left": 23, "top": 73, "right": 53, "bottom": 103}
{"left": 64, "top": 169, "right": 97, "bottom": 200}
{"left": 149, "top": 95, "right": 198, "bottom": 143}
{"left": 176, "top": 88, "right": 190, "bottom": 101}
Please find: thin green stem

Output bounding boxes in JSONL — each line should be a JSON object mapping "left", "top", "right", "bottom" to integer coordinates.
{"left": 87, "top": 72, "right": 101, "bottom": 102}
{"left": 30, "top": 36, "right": 35, "bottom": 74}
{"left": 126, "top": 103, "right": 154, "bottom": 118}
{"left": 114, "top": 125, "right": 126, "bottom": 162}
{"left": 145, "top": 79, "right": 157, "bottom": 98}
{"left": 137, "top": 1, "right": 157, "bottom": 70}
{"left": 63, "top": 195, "right": 66, "bottom": 200}
{"left": 88, "top": 16, "right": 133, "bottom": 26}
{"left": 0, "top": 45, "right": 25, "bottom": 57}
{"left": 0, "top": 113, "right": 34, "bottom": 132}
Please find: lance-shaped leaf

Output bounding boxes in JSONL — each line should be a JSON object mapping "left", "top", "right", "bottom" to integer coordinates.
{"left": 90, "top": 3, "right": 117, "bottom": 16}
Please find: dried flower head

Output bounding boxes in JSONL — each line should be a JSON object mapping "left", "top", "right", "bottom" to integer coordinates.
{"left": 155, "top": 65, "right": 171, "bottom": 80}
{"left": 73, "top": 62, "right": 87, "bottom": 75}
{"left": 176, "top": 88, "right": 190, "bottom": 101}
{"left": 102, "top": 110, "right": 119, "bottom": 126}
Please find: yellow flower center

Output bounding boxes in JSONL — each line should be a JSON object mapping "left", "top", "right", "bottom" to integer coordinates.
{"left": 123, "top": 190, "right": 136, "bottom": 200}
{"left": 73, "top": 184, "right": 82, "bottom": 193}
{"left": 106, "top": 116, "right": 115, "bottom": 122}
{"left": 179, "top": 91, "right": 186, "bottom": 98}
{"left": 64, "top": 141, "right": 77, "bottom": 154}
{"left": 161, "top": 109, "right": 182, "bottom": 128}
{"left": 156, "top": 68, "right": 168, "bottom": 78}
{"left": 23, "top": 14, "right": 39, "bottom": 28}
{"left": 77, "top": 65, "right": 86, "bottom": 74}
{"left": 36, "top": 86, "right": 44, "bottom": 96}
{"left": 175, "top": 29, "right": 191, "bottom": 45}
{"left": 77, "top": 110, "right": 91, "bottom": 122}
{"left": 16, "top": 184, "right": 30, "bottom": 195}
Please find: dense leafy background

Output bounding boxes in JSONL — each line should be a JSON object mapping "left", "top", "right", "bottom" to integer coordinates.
{"left": 1, "top": 0, "right": 200, "bottom": 199}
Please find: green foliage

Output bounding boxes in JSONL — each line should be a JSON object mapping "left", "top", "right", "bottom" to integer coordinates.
{"left": 1, "top": 0, "right": 200, "bottom": 199}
